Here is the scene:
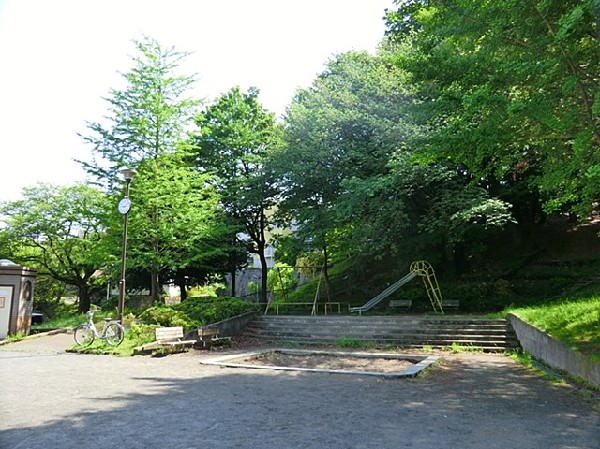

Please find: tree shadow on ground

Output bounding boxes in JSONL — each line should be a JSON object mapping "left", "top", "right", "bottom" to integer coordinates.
{"left": 1, "top": 352, "right": 598, "bottom": 449}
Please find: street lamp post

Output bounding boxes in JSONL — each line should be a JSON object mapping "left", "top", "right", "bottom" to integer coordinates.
{"left": 117, "top": 167, "right": 136, "bottom": 324}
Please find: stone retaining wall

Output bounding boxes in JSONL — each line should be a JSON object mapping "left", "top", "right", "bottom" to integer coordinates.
{"left": 185, "top": 311, "right": 259, "bottom": 341}
{"left": 507, "top": 313, "right": 599, "bottom": 386}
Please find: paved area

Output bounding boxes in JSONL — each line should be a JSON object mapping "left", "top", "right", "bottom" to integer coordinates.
{"left": 1, "top": 332, "right": 598, "bottom": 449}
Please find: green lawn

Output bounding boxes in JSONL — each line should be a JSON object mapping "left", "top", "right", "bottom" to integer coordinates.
{"left": 505, "top": 293, "right": 600, "bottom": 361}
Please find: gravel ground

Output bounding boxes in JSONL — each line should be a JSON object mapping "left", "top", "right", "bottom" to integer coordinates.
{"left": 0, "top": 332, "right": 598, "bottom": 449}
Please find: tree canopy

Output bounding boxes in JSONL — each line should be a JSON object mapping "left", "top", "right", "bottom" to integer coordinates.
{"left": 0, "top": 184, "right": 111, "bottom": 312}
{"left": 191, "top": 86, "right": 282, "bottom": 307}
{"left": 3, "top": 8, "right": 597, "bottom": 315}
{"left": 385, "top": 0, "right": 600, "bottom": 218}
{"left": 275, "top": 51, "right": 414, "bottom": 275}
{"left": 79, "top": 36, "right": 229, "bottom": 301}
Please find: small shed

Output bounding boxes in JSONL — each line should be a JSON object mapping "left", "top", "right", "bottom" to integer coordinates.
{"left": 0, "top": 259, "right": 37, "bottom": 339}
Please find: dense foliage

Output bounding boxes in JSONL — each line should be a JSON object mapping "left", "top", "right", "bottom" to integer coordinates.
{"left": 384, "top": 0, "right": 599, "bottom": 219}
{"left": 139, "top": 296, "right": 259, "bottom": 329}
{"left": 78, "top": 36, "right": 231, "bottom": 300}
{"left": 274, "top": 49, "right": 514, "bottom": 277}
{"left": 0, "top": 184, "right": 112, "bottom": 312}
{"left": 191, "top": 86, "right": 283, "bottom": 307}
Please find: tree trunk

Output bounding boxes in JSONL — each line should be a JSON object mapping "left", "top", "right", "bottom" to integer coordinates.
{"left": 259, "top": 249, "right": 269, "bottom": 311}
{"left": 230, "top": 268, "right": 236, "bottom": 297}
{"left": 321, "top": 234, "right": 332, "bottom": 297}
{"left": 150, "top": 266, "right": 160, "bottom": 303}
{"left": 176, "top": 280, "right": 188, "bottom": 301}
{"left": 77, "top": 284, "right": 91, "bottom": 313}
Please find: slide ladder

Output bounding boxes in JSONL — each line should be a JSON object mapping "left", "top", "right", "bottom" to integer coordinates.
{"left": 350, "top": 260, "right": 443, "bottom": 314}
{"left": 409, "top": 260, "right": 443, "bottom": 313}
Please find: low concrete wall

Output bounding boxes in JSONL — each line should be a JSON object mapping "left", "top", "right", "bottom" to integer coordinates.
{"left": 186, "top": 311, "right": 259, "bottom": 340}
{"left": 507, "top": 313, "right": 599, "bottom": 386}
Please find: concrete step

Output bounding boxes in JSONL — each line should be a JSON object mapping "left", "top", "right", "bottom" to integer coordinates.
{"left": 242, "top": 315, "right": 521, "bottom": 352}
{"left": 249, "top": 322, "right": 512, "bottom": 331}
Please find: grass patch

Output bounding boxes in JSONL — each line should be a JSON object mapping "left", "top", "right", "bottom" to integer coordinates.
{"left": 31, "top": 313, "right": 83, "bottom": 330}
{"left": 336, "top": 337, "right": 374, "bottom": 349}
{"left": 505, "top": 294, "right": 600, "bottom": 361}
{"left": 3, "top": 331, "right": 27, "bottom": 343}
{"left": 68, "top": 323, "right": 157, "bottom": 357}
{"left": 446, "top": 342, "right": 484, "bottom": 354}
{"left": 32, "top": 309, "right": 120, "bottom": 331}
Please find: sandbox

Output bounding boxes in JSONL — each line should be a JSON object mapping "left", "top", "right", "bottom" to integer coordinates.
{"left": 200, "top": 348, "right": 439, "bottom": 378}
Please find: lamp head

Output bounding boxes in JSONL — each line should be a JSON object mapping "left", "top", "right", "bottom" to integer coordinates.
{"left": 119, "top": 167, "right": 137, "bottom": 181}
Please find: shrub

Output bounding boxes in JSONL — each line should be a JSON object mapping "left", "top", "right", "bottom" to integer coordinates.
{"left": 138, "top": 297, "right": 258, "bottom": 329}
{"left": 174, "top": 296, "right": 259, "bottom": 326}
{"left": 138, "top": 304, "right": 195, "bottom": 329}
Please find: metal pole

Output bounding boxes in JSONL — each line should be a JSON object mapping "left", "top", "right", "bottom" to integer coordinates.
{"left": 117, "top": 179, "right": 131, "bottom": 324}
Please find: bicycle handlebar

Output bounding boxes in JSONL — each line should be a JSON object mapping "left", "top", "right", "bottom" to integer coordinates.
{"left": 85, "top": 307, "right": 102, "bottom": 318}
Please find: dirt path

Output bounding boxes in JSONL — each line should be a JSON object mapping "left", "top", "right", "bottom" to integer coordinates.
{"left": 1, "top": 333, "right": 598, "bottom": 449}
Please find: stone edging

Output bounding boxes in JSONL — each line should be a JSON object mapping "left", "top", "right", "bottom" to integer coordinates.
{"left": 201, "top": 348, "right": 439, "bottom": 378}
{"left": 507, "top": 313, "right": 599, "bottom": 386}
{"left": 0, "top": 328, "right": 68, "bottom": 346}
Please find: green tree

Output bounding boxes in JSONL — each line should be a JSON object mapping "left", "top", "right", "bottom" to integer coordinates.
{"left": 276, "top": 47, "right": 514, "bottom": 275}
{"left": 79, "top": 36, "right": 227, "bottom": 301}
{"left": 385, "top": 0, "right": 600, "bottom": 218}
{"left": 0, "top": 184, "right": 111, "bottom": 312}
{"left": 276, "top": 50, "right": 413, "bottom": 281}
{"left": 191, "top": 86, "right": 282, "bottom": 309}
{"left": 337, "top": 159, "right": 514, "bottom": 273}
{"left": 79, "top": 36, "right": 200, "bottom": 189}
{"left": 124, "top": 152, "right": 232, "bottom": 300}
{"left": 266, "top": 262, "right": 297, "bottom": 302}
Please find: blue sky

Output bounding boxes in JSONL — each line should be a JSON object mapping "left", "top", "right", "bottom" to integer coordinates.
{"left": 0, "top": 0, "right": 395, "bottom": 202}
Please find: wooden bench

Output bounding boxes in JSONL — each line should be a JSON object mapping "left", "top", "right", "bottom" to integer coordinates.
{"left": 155, "top": 326, "right": 197, "bottom": 348}
{"left": 197, "top": 326, "right": 232, "bottom": 348}
{"left": 389, "top": 299, "right": 412, "bottom": 310}
{"left": 134, "top": 326, "right": 196, "bottom": 355}
{"left": 441, "top": 300, "right": 460, "bottom": 311}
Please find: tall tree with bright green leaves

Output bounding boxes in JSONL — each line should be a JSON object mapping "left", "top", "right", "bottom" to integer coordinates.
{"left": 79, "top": 36, "right": 228, "bottom": 301}
{"left": 0, "top": 184, "right": 112, "bottom": 312}
{"left": 79, "top": 36, "right": 200, "bottom": 189}
{"left": 124, "top": 152, "right": 232, "bottom": 300}
{"left": 191, "top": 86, "right": 282, "bottom": 308}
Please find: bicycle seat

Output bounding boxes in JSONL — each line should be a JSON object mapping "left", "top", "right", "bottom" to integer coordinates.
{"left": 102, "top": 317, "right": 112, "bottom": 322}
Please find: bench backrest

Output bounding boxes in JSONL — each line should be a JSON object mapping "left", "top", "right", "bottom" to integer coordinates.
{"left": 155, "top": 326, "right": 184, "bottom": 342}
{"left": 197, "top": 327, "right": 219, "bottom": 338}
{"left": 442, "top": 300, "right": 460, "bottom": 308}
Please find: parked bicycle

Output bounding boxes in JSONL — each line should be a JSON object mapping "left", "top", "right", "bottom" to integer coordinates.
{"left": 74, "top": 308, "right": 125, "bottom": 347}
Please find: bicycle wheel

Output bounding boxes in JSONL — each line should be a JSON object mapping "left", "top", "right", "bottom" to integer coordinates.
{"left": 74, "top": 325, "right": 95, "bottom": 346}
{"left": 104, "top": 323, "right": 125, "bottom": 346}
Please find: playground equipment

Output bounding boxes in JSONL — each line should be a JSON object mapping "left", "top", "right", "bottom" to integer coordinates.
{"left": 349, "top": 260, "right": 443, "bottom": 315}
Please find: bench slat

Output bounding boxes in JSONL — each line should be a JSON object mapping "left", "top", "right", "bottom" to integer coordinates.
{"left": 155, "top": 326, "right": 185, "bottom": 342}
{"left": 161, "top": 340, "right": 196, "bottom": 347}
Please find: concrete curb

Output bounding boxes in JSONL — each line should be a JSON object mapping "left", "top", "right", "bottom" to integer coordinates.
{"left": 507, "top": 313, "right": 599, "bottom": 386}
{"left": 201, "top": 348, "right": 440, "bottom": 378}
{"left": 0, "top": 327, "right": 69, "bottom": 346}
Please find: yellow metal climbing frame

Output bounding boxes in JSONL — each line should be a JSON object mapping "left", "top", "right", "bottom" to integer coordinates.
{"left": 409, "top": 260, "right": 443, "bottom": 313}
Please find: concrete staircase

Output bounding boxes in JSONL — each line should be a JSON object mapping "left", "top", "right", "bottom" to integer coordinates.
{"left": 242, "top": 315, "right": 521, "bottom": 352}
